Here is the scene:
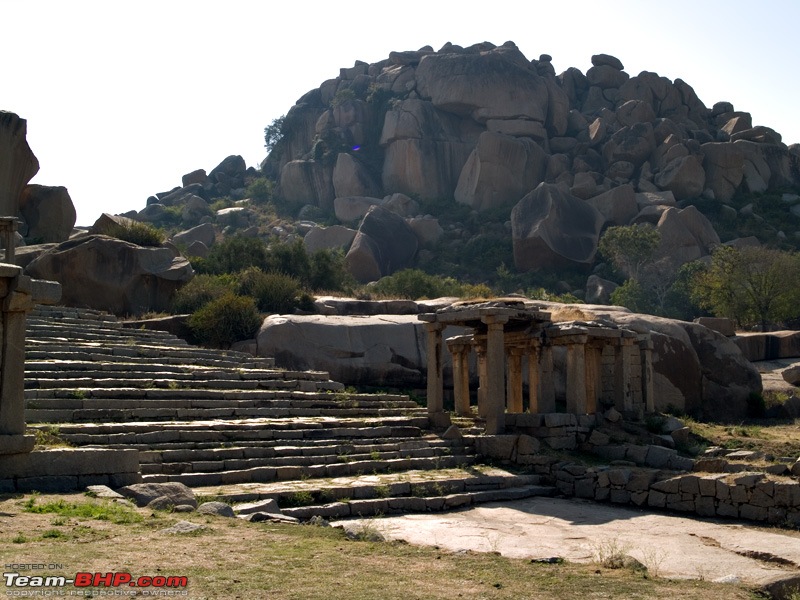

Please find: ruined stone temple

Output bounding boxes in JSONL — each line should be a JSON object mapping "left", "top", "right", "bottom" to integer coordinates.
{"left": 420, "top": 300, "right": 653, "bottom": 434}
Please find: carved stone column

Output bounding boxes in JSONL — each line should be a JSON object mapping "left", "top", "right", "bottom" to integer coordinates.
{"left": 447, "top": 338, "right": 472, "bottom": 417}
{"left": 614, "top": 339, "right": 634, "bottom": 413}
{"left": 565, "top": 338, "right": 588, "bottom": 415}
{"left": 506, "top": 346, "right": 524, "bottom": 414}
{"left": 424, "top": 322, "right": 445, "bottom": 415}
{"left": 538, "top": 344, "right": 556, "bottom": 413}
{"left": 482, "top": 316, "right": 508, "bottom": 435}
{"left": 526, "top": 340, "right": 541, "bottom": 413}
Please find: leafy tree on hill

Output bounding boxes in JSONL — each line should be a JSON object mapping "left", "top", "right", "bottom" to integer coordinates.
{"left": 598, "top": 224, "right": 661, "bottom": 281}
{"left": 691, "top": 245, "right": 800, "bottom": 331}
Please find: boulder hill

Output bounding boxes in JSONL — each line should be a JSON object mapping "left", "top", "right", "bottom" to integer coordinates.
{"left": 258, "top": 41, "right": 799, "bottom": 281}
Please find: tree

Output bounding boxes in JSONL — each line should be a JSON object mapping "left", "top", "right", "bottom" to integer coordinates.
{"left": 598, "top": 224, "right": 661, "bottom": 281}
{"left": 692, "top": 245, "right": 800, "bottom": 331}
{"left": 264, "top": 115, "right": 286, "bottom": 153}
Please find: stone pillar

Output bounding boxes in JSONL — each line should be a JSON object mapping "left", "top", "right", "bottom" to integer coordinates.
{"left": 424, "top": 323, "right": 445, "bottom": 415}
{"left": 448, "top": 339, "right": 471, "bottom": 417}
{"left": 538, "top": 344, "right": 556, "bottom": 413}
{"left": 584, "top": 343, "right": 603, "bottom": 414}
{"left": 565, "top": 339, "right": 588, "bottom": 415}
{"left": 640, "top": 337, "right": 655, "bottom": 414}
{"left": 483, "top": 316, "right": 508, "bottom": 435}
{"left": 506, "top": 347, "right": 524, "bottom": 414}
{"left": 0, "top": 266, "right": 36, "bottom": 454}
{"left": 614, "top": 339, "right": 633, "bottom": 413}
{"left": 0, "top": 218, "right": 18, "bottom": 263}
{"left": 476, "top": 344, "right": 488, "bottom": 418}
{"left": 527, "top": 342, "right": 541, "bottom": 413}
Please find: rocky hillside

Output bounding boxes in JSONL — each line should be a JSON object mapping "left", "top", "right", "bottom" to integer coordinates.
{"left": 253, "top": 41, "right": 799, "bottom": 284}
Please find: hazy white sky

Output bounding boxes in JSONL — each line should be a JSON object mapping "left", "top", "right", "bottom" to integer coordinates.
{"left": 3, "top": 0, "right": 799, "bottom": 225}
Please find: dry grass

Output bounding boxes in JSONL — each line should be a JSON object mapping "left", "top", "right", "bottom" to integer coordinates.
{"left": 0, "top": 493, "right": 762, "bottom": 600}
{"left": 685, "top": 418, "right": 800, "bottom": 457}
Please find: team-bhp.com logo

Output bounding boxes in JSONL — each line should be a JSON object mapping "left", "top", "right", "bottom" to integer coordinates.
{"left": 4, "top": 571, "right": 188, "bottom": 596}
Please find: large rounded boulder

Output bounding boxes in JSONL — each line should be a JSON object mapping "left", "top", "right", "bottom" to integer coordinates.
{"left": 25, "top": 235, "right": 194, "bottom": 316}
{"left": 511, "top": 182, "right": 604, "bottom": 271}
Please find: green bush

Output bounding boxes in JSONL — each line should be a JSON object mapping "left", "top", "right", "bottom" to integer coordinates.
{"left": 237, "top": 267, "right": 303, "bottom": 314}
{"left": 370, "top": 269, "right": 492, "bottom": 300}
{"left": 195, "top": 236, "right": 269, "bottom": 274}
{"left": 245, "top": 178, "right": 274, "bottom": 204}
{"left": 188, "top": 293, "right": 262, "bottom": 348}
{"left": 105, "top": 220, "right": 165, "bottom": 247}
{"left": 172, "top": 274, "right": 234, "bottom": 314}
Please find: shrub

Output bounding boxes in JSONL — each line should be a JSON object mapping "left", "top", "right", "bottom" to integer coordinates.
{"left": 245, "top": 178, "right": 274, "bottom": 204}
{"left": 237, "top": 267, "right": 302, "bottom": 314}
{"left": 195, "top": 236, "right": 269, "bottom": 274}
{"left": 188, "top": 293, "right": 262, "bottom": 347}
{"left": 105, "top": 220, "right": 165, "bottom": 247}
{"left": 370, "top": 269, "right": 492, "bottom": 300}
{"left": 172, "top": 274, "right": 235, "bottom": 314}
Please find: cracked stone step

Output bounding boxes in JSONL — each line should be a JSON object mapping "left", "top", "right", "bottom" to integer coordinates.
{"left": 192, "top": 467, "right": 543, "bottom": 503}
{"left": 142, "top": 454, "right": 477, "bottom": 486}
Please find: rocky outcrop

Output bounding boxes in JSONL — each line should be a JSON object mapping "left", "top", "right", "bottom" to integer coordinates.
{"left": 345, "top": 206, "right": 417, "bottom": 282}
{"left": 654, "top": 205, "right": 720, "bottom": 270}
{"left": 511, "top": 183, "right": 604, "bottom": 271}
{"left": 19, "top": 185, "right": 76, "bottom": 243}
{"left": 25, "top": 235, "right": 194, "bottom": 316}
{"left": 256, "top": 313, "right": 466, "bottom": 387}
{"left": 0, "top": 112, "right": 39, "bottom": 217}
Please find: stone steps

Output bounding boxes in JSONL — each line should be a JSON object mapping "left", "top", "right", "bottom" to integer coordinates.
{"left": 191, "top": 467, "right": 556, "bottom": 518}
{"left": 23, "top": 305, "right": 492, "bottom": 511}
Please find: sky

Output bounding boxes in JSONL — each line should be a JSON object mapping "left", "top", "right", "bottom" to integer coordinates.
{"left": 3, "top": 0, "right": 799, "bottom": 225}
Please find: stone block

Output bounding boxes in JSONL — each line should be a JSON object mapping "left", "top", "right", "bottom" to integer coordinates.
{"left": 517, "top": 434, "right": 541, "bottom": 455}
{"left": 749, "top": 488, "right": 774, "bottom": 508}
{"left": 630, "top": 491, "right": 649, "bottom": 506}
{"left": 578, "top": 414, "right": 597, "bottom": 428}
{"left": 425, "top": 497, "right": 446, "bottom": 511}
{"left": 716, "top": 502, "right": 738, "bottom": 518}
{"left": 475, "top": 435, "right": 518, "bottom": 460}
{"left": 651, "top": 477, "right": 681, "bottom": 494}
{"left": 698, "top": 476, "right": 722, "bottom": 497}
{"left": 575, "top": 478, "right": 596, "bottom": 499}
{"left": 695, "top": 496, "right": 716, "bottom": 517}
{"left": 515, "top": 413, "right": 543, "bottom": 427}
{"left": 666, "top": 455, "right": 695, "bottom": 471}
{"left": 625, "top": 445, "right": 648, "bottom": 464}
{"left": 588, "top": 430, "right": 610, "bottom": 446}
{"left": 595, "top": 487, "right": 610, "bottom": 501}
{"left": 596, "top": 471, "right": 610, "bottom": 488}
{"left": 666, "top": 498, "right": 695, "bottom": 512}
{"left": 694, "top": 458, "right": 728, "bottom": 472}
{"left": 645, "top": 445, "right": 676, "bottom": 468}
{"left": 625, "top": 470, "right": 656, "bottom": 493}
{"left": 17, "top": 475, "right": 78, "bottom": 493}
{"left": 647, "top": 490, "right": 667, "bottom": 508}
{"left": 594, "top": 445, "right": 627, "bottom": 461}
{"left": 563, "top": 464, "right": 587, "bottom": 476}
{"left": 679, "top": 475, "right": 700, "bottom": 495}
{"left": 609, "top": 489, "right": 631, "bottom": 504}
{"left": 739, "top": 504, "right": 768, "bottom": 521}
{"left": 444, "top": 493, "right": 472, "bottom": 508}
{"left": 607, "top": 468, "right": 631, "bottom": 487}
{"left": 544, "top": 436, "right": 576, "bottom": 450}
{"left": 767, "top": 507, "right": 787, "bottom": 524}
{"left": 556, "top": 481, "right": 574, "bottom": 496}
{"left": 732, "top": 472, "right": 765, "bottom": 486}
{"left": 544, "top": 413, "right": 577, "bottom": 427}
{"left": 729, "top": 484, "right": 749, "bottom": 504}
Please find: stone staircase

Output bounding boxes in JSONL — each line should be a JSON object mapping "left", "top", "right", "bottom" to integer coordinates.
{"left": 23, "top": 305, "right": 556, "bottom": 515}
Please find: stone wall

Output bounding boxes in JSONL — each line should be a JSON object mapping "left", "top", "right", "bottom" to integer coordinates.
{"left": 475, "top": 420, "right": 800, "bottom": 526}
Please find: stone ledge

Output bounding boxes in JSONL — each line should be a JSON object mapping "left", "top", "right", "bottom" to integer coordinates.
{"left": 0, "top": 447, "right": 140, "bottom": 480}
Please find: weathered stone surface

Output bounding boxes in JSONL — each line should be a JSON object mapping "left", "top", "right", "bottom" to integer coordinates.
{"left": 334, "top": 196, "right": 383, "bottom": 222}
{"left": 585, "top": 275, "right": 618, "bottom": 304}
{"left": 25, "top": 235, "right": 194, "bottom": 316}
{"left": 117, "top": 482, "right": 197, "bottom": 508}
{"left": 182, "top": 168, "right": 207, "bottom": 187}
{"left": 655, "top": 206, "right": 720, "bottom": 269}
{"left": 303, "top": 225, "right": 357, "bottom": 253}
{"left": 197, "top": 501, "right": 235, "bottom": 518}
{"left": 585, "top": 184, "right": 639, "bottom": 226}
{"left": 280, "top": 159, "right": 335, "bottom": 210}
{"left": 257, "top": 313, "right": 464, "bottom": 387}
{"left": 511, "top": 183, "right": 604, "bottom": 271}
{"left": 454, "top": 131, "right": 547, "bottom": 211}
{"left": 345, "top": 206, "right": 418, "bottom": 282}
{"left": 380, "top": 99, "right": 478, "bottom": 201}
{"left": 19, "top": 185, "right": 76, "bottom": 243}
{"left": 333, "top": 153, "right": 381, "bottom": 199}
{"left": 654, "top": 155, "right": 705, "bottom": 200}
{"left": 415, "top": 46, "right": 548, "bottom": 124}
{"left": 171, "top": 223, "right": 216, "bottom": 248}
{"left": 694, "top": 317, "right": 735, "bottom": 337}
{"left": 701, "top": 142, "right": 744, "bottom": 202}
{"left": 0, "top": 112, "right": 39, "bottom": 217}
{"left": 407, "top": 216, "right": 443, "bottom": 248}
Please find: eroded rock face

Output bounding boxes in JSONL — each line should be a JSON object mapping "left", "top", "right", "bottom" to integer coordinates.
{"left": 454, "top": 131, "right": 547, "bottom": 211}
{"left": 0, "top": 112, "right": 39, "bottom": 217}
{"left": 257, "top": 314, "right": 466, "bottom": 387}
{"left": 25, "top": 235, "right": 194, "bottom": 316}
{"left": 511, "top": 183, "right": 604, "bottom": 271}
{"left": 19, "top": 185, "right": 76, "bottom": 243}
{"left": 345, "top": 205, "right": 417, "bottom": 282}
{"left": 655, "top": 205, "right": 720, "bottom": 269}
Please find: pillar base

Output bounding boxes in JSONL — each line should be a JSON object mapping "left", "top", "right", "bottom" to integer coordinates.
{"left": 428, "top": 411, "right": 452, "bottom": 429}
{"left": 0, "top": 434, "right": 35, "bottom": 455}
